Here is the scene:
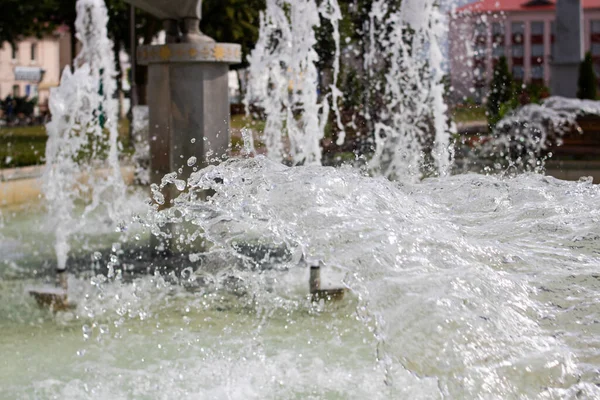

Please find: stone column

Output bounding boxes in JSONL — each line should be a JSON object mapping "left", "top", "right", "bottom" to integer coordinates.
{"left": 137, "top": 41, "right": 241, "bottom": 198}
{"left": 551, "top": 0, "right": 584, "bottom": 98}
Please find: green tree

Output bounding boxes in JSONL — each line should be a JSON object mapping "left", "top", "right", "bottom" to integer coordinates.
{"left": 577, "top": 52, "right": 597, "bottom": 100}
{"left": 487, "top": 56, "right": 514, "bottom": 126}
{"left": 103, "top": 1, "right": 162, "bottom": 105}
{"left": 201, "top": 0, "right": 265, "bottom": 69}
{"left": 0, "top": 0, "right": 57, "bottom": 46}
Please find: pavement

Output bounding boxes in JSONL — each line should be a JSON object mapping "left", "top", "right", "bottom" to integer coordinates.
{"left": 0, "top": 165, "right": 135, "bottom": 207}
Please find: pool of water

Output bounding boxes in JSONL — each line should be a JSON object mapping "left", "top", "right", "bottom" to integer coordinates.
{"left": 2, "top": 160, "right": 600, "bottom": 398}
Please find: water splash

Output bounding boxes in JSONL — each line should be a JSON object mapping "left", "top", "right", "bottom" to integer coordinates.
{"left": 471, "top": 96, "right": 600, "bottom": 171}
{"left": 132, "top": 105, "right": 150, "bottom": 184}
{"left": 245, "top": 0, "right": 342, "bottom": 165}
{"left": 367, "top": 0, "right": 453, "bottom": 180}
{"left": 90, "top": 157, "right": 600, "bottom": 398}
{"left": 42, "top": 0, "right": 125, "bottom": 271}
{"left": 7, "top": 1, "right": 600, "bottom": 398}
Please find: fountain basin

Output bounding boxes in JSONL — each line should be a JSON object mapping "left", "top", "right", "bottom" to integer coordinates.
{"left": 3, "top": 161, "right": 600, "bottom": 397}
{"left": 0, "top": 165, "right": 135, "bottom": 207}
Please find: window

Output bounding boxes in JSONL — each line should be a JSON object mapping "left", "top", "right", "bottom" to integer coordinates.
{"left": 532, "top": 44, "right": 544, "bottom": 57}
{"left": 592, "top": 43, "right": 600, "bottom": 56}
{"left": 531, "top": 21, "right": 544, "bottom": 36}
{"left": 475, "top": 86, "right": 485, "bottom": 103}
{"left": 512, "top": 45, "right": 524, "bottom": 57}
{"left": 475, "top": 22, "right": 487, "bottom": 36}
{"left": 492, "top": 22, "right": 504, "bottom": 36}
{"left": 31, "top": 43, "right": 37, "bottom": 61}
{"left": 531, "top": 65, "right": 544, "bottom": 79}
{"left": 493, "top": 44, "right": 505, "bottom": 58}
{"left": 511, "top": 22, "right": 525, "bottom": 35}
{"left": 512, "top": 65, "right": 524, "bottom": 80}
{"left": 512, "top": 22, "right": 525, "bottom": 54}
{"left": 592, "top": 20, "right": 600, "bottom": 34}
{"left": 24, "top": 84, "right": 38, "bottom": 98}
{"left": 11, "top": 44, "right": 18, "bottom": 60}
{"left": 474, "top": 42, "right": 486, "bottom": 58}
{"left": 12, "top": 84, "right": 20, "bottom": 97}
{"left": 551, "top": 22, "right": 556, "bottom": 56}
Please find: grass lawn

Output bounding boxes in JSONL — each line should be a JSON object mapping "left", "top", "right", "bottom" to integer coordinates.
{"left": 450, "top": 105, "right": 487, "bottom": 123}
{"left": 230, "top": 114, "right": 266, "bottom": 133}
{"left": 0, "top": 121, "right": 134, "bottom": 169}
{"left": 1, "top": 116, "right": 268, "bottom": 169}
{"left": 0, "top": 135, "right": 47, "bottom": 168}
{"left": 0, "top": 126, "right": 48, "bottom": 168}
{"left": 0, "top": 125, "right": 47, "bottom": 137}
{"left": 230, "top": 114, "right": 267, "bottom": 151}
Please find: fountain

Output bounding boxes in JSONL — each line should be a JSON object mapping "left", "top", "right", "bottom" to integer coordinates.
{"left": 126, "top": 0, "right": 240, "bottom": 193}
{"left": 366, "top": 0, "right": 453, "bottom": 179}
{"left": 29, "top": 0, "right": 127, "bottom": 309}
{"left": 3, "top": 0, "right": 600, "bottom": 398}
{"left": 245, "top": 0, "right": 342, "bottom": 166}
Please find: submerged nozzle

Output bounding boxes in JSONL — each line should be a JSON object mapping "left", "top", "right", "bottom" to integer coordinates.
{"left": 28, "top": 267, "right": 74, "bottom": 312}
{"left": 305, "top": 260, "right": 346, "bottom": 302}
{"left": 57, "top": 268, "right": 68, "bottom": 291}
{"left": 309, "top": 264, "right": 321, "bottom": 293}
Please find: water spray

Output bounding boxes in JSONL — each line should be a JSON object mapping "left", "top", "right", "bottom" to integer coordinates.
{"left": 30, "top": 0, "right": 125, "bottom": 310}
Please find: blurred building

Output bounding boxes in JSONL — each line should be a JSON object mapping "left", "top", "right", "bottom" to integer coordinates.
{"left": 449, "top": 0, "right": 600, "bottom": 103}
{"left": 0, "top": 26, "right": 73, "bottom": 114}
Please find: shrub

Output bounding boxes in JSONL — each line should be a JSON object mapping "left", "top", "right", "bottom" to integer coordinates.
{"left": 577, "top": 52, "right": 597, "bottom": 100}
{"left": 0, "top": 95, "right": 37, "bottom": 123}
{"left": 487, "top": 56, "right": 514, "bottom": 126}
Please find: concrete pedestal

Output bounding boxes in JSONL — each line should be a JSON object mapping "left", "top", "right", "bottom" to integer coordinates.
{"left": 551, "top": 62, "right": 582, "bottom": 98}
{"left": 551, "top": 0, "right": 583, "bottom": 98}
{"left": 138, "top": 42, "right": 241, "bottom": 192}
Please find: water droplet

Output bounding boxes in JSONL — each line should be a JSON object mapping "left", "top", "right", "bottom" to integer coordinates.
{"left": 187, "top": 156, "right": 197, "bottom": 167}
{"left": 151, "top": 183, "right": 165, "bottom": 205}
{"left": 82, "top": 324, "right": 92, "bottom": 340}
{"left": 191, "top": 138, "right": 196, "bottom": 143}
{"left": 175, "top": 179, "right": 186, "bottom": 191}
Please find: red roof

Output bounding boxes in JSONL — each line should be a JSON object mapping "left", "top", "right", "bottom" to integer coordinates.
{"left": 457, "top": 0, "right": 600, "bottom": 13}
